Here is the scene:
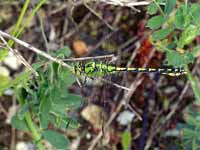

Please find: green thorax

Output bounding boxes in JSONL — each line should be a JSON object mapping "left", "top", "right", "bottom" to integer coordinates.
{"left": 73, "top": 61, "right": 117, "bottom": 77}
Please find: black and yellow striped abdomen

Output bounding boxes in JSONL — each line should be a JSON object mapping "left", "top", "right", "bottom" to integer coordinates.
{"left": 117, "top": 67, "right": 187, "bottom": 76}
{"left": 72, "top": 61, "right": 187, "bottom": 77}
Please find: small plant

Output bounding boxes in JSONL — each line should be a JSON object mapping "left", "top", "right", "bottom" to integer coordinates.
{"left": 147, "top": 1, "right": 200, "bottom": 149}
{"left": 0, "top": 0, "right": 46, "bottom": 61}
{"left": 121, "top": 127, "right": 132, "bottom": 150}
{"left": 176, "top": 105, "right": 200, "bottom": 150}
{"left": 147, "top": 0, "right": 200, "bottom": 67}
{"left": 6, "top": 47, "right": 83, "bottom": 150}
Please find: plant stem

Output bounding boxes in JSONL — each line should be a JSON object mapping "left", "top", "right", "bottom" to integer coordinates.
{"left": 152, "top": 0, "right": 165, "bottom": 16}
{"left": 185, "top": 65, "right": 200, "bottom": 103}
{"left": 16, "top": 86, "right": 43, "bottom": 149}
{"left": 8, "top": 0, "right": 30, "bottom": 47}
{"left": 24, "top": 111, "right": 43, "bottom": 150}
{"left": 9, "top": 0, "right": 46, "bottom": 48}
{"left": 185, "top": 0, "right": 188, "bottom": 11}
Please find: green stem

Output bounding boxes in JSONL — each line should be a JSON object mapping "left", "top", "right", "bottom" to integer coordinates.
{"left": 185, "top": 0, "right": 188, "bottom": 11}
{"left": 185, "top": 65, "right": 200, "bottom": 103}
{"left": 38, "top": 15, "right": 54, "bottom": 83}
{"left": 25, "top": 111, "right": 43, "bottom": 150}
{"left": 39, "top": 15, "right": 49, "bottom": 52}
{"left": 16, "top": 85, "right": 43, "bottom": 149}
{"left": 152, "top": 0, "right": 165, "bottom": 16}
{"left": 9, "top": 0, "right": 46, "bottom": 48}
{"left": 8, "top": 0, "right": 30, "bottom": 47}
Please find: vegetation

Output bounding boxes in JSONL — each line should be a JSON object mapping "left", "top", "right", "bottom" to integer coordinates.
{"left": 0, "top": 0, "right": 200, "bottom": 149}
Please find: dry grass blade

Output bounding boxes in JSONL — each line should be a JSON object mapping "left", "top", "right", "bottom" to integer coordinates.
{"left": 99, "top": 0, "right": 151, "bottom": 7}
{"left": 0, "top": 35, "right": 39, "bottom": 76}
{"left": 63, "top": 54, "right": 115, "bottom": 61}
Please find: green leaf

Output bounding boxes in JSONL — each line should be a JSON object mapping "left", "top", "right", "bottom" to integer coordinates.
{"left": 0, "top": 49, "right": 9, "bottom": 61}
{"left": 65, "top": 118, "right": 80, "bottom": 129}
{"left": 192, "top": 45, "right": 200, "bottom": 57}
{"left": 164, "top": 0, "right": 176, "bottom": 15}
{"left": 39, "top": 95, "right": 52, "bottom": 128}
{"left": 185, "top": 115, "right": 200, "bottom": 128}
{"left": 183, "top": 52, "right": 194, "bottom": 64}
{"left": 65, "top": 94, "right": 82, "bottom": 107}
{"left": 56, "top": 46, "right": 71, "bottom": 58}
{"left": 189, "top": 4, "right": 200, "bottom": 25}
{"left": 186, "top": 67, "right": 200, "bottom": 103}
{"left": 11, "top": 115, "right": 30, "bottom": 131}
{"left": 39, "top": 87, "right": 52, "bottom": 129}
{"left": 147, "top": 15, "right": 165, "bottom": 29}
{"left": 15, "top": 87, "right": 27, "bottom": 102}
{"left": 51, "top": 103, "right": 67, "bottom": 115}
{"left": 32, "top": 61, "right": 45, "bottom": 70}
{"left": 17, "top": 103, "right": 30, "bottom": 120}
{"left": 40, "top": 98, "right": 51, "bottom": 113}
{"left": 0, "top": 75, "right": 10, "bottom": 96}
{"left": 43, "top": 130, "right": 69, "bottom": 149}
{"left": 147, "top": 2, "right": 159, "bottom": 15}
{"left": 51, "top": 93, "right": 82, "bottom": 120}
{"left": 39, "top": 113, "right": 49, "bottom": 129}
{"left": 122, "top": 130, "right": 132, "bottom": 150}
{"left": 12, "top": 71, "right": 32, "bottom": 87}
{"left": 166, "top": 51, "right": 184, "bottom": 66}
{"left": 175, "top": 4, "right": 188, "bottom": 29}
{"left": 182, "top": 128, "right": 198, "bottom": 138}
{"left": 152, "top": 27, "right": 173, "bottom": 41}
{"left": 54, "top": 94, "right": 83, "bottom": 108}
{"left": 59, "top": 70, "right": 76, "bottom": 87}
{"left": 49, "top": 114, "right": 80, "bottom": 129}
{"left": 177, "top": 24, "right": 198, "bottom": 48}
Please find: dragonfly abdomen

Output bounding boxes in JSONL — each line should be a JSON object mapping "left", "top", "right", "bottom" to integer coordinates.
{"left": 72, "top": 61, "right": 187, "bottom": 77}
{"left": 116, "top": 67, "right": 186, "bottom": 76}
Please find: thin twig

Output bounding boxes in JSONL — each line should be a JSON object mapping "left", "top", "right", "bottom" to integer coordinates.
{"left": 118, "top": 36, "right": 138, "bottom": 51}
{"left": 0, "top": 102, "right": 7, "bottom": 116}
{"left": 99, "top": 0, "right": 151, "bottom": 7}
{"left": 84, "top": 2, "right": 116, "bottom": 31}
{"left": 59, "top": 13, "right": 92, "bottom": 42}
{"left": 100, "top": 78, "right": 131, "bottom": 91}
{"left": 88, "top": 29, "right": 118, "bottom": 52}
{"left": 49, "top": 3, "right": 68, "bottom": 15}
{"left": 0, "top": 35, "right": 39, "bottom": 76}
{"left": 0, "top": 30, "right": 72, "bottom": 69}
{"left": 74, "top": 0, "right": 151, "bottom": 9}
{"left": 63, "top": 54, "right": 114, "bottom": 61}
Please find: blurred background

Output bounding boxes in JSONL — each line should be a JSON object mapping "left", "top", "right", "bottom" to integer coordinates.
{"left": 0, "top": 0, "right": 200, "bottom": 150}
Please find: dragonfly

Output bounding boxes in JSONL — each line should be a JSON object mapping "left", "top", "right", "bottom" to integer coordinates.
{"left": 70, "top": 60, "right": 187, "bottom": 77}
{"left": 63, "top": 54, "right": 187, "bottom": 81}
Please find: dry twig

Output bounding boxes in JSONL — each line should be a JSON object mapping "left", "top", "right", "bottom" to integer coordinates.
{"left": 63, "top": 54, "right": 114, "bottom": 61}
{"left": 0, "top": 35, "right": 38, "bottom": 76}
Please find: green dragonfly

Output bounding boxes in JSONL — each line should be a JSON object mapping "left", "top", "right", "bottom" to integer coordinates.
{"left": 71, "top": 61, "right": 187, "bottom": 77}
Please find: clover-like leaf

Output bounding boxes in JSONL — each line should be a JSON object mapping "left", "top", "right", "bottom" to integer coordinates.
{"left": 147, "top": 2, "right": 159, "bottom": 15}
{"left": 43, "top": 130, "right": 69, "bottom": 149}
{"left": 147, "top": 15, "right": 165, "bottom": 29}
{"left": 164, "top": 0, "right": 177, "bottom": 15}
